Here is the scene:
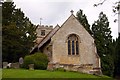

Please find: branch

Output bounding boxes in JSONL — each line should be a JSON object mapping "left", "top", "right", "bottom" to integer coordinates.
{"left": 94, "top": 0, "right": 107, "bottom": 7}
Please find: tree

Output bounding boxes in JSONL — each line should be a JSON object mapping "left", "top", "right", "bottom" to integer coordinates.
{"left": 2, "top": 2, "right": 37, "bottom": 62}
{"left": 76, "top": 9, "right": 92, "bottom": 35}
{"left": 2, "top": 2, "right": 15, "bottom": 25}
{"left": 93, "top": 0, "right": 120, "bottom": 77}
{"left": 114, "top": 33, "right": 120, "bottom": 77}
{"left": 92, "top": 12, "right": 114, "bottom": 76}
{"left": 94, "top": 0, "right": 120, "bottom": 22}
{"left": 2, "top": 23, "right": 23, "bottom": 62}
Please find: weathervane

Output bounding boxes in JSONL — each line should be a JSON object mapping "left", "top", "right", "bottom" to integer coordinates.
{"left": 40, "top": 18, "right": 42, "bottom": 26}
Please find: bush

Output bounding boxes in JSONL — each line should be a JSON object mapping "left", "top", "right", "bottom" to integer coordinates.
{"left": 23, "top": 52, "right": 49, "bottom": 70}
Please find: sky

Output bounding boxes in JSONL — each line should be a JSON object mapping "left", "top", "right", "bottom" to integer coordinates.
{"left": 12, "top": 0, "right": 118, "bottom": 39}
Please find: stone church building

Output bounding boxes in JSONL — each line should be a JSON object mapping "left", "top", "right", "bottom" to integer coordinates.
{"left": 31, "top": 11, "right": 101, "bottom": 75}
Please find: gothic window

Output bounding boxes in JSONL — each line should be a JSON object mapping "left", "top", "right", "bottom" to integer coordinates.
{"left": 76, "top": 41, "right": 79, "bottom": 55}
{"left": 68, "top": 40, "right": 71, "bottom": 55}
{"left": 68, "top": 34, "right": 79, "bottom": 55}
{"left": 41, "top": 30, "right": 45, "bottom": 36}
{"left": 72, "top": 41, "right": 75, "bottom": 55}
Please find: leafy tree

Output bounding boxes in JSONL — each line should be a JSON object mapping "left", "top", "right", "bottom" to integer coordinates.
{"left": 2, "top": 2, "right": 36, "bottom": 62}
{"left": 92, "top": 12, "right": 114, "bottom": 76}
{"left": 76, "top": 9, "right": 92, "bottom": 35}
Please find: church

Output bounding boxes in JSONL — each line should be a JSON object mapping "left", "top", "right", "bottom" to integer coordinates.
{"left": 30, "top": 10, "right": 102, "bottom": 75}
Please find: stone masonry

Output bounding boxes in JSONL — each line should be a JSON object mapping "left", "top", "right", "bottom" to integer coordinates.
{"left": 31, "top": 11, "right": 102, "bottom": 75}
{"left": 35, "top": 25, "right": 53, "bottom": 44}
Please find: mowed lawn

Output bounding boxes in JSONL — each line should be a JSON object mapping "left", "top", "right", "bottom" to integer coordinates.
{"left": 2, "top": 69, "right": 112, "bottom": 79}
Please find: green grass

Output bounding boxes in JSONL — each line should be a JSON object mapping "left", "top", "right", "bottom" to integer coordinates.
{"left": 2, "top": 69, "right": 112, "bottom": 79}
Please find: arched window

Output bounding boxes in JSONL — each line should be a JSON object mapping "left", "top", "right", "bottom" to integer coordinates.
{"left": 72, "top": 41, "right": 75, "bottom": 55}
{"left": 76, "top": 41, "right": 79, "bottom": 55}
{"left": 68, "top": 34, "right": 79, "bottom": 55}
{"left": 68, "top": 40, "right": 71, "bottom": 55}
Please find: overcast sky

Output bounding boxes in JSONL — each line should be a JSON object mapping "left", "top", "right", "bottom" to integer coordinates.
{"left": 13, "top": 0, "right": 118, "bottom": 39}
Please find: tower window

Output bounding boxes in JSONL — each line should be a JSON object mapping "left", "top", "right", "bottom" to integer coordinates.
{"left": 41, "top": 30, "right": 45, "bottom": 36}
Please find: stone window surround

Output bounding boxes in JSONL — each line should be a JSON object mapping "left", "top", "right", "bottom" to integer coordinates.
{"left": 66, "top": 34, "right": 81, "bottom": 56}
{"left": 41, "top": 30, "right": 45, "bottom": 36}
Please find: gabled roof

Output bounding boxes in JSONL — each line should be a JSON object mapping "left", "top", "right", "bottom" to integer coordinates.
{"left": 30, "top": 11, "right": 93, "bottom": 53}
{"left": 30, "top": 25, "right": 60, "bottom": 53}
{"left": 58, "top": 11, "right": 93, "bottom": 40}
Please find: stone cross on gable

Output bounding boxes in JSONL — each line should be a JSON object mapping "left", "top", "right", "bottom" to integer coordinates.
{"left": 70, "top": 10, "right": 74, "bottom": 14}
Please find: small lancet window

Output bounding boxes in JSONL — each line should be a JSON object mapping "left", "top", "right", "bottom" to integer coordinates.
{"left": 41, "top": 30, "right": 45, "bottom": 36}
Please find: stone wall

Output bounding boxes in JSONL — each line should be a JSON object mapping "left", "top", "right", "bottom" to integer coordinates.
{"left": 47, "top": 62, "right": 102, "bottom": 75}
{"left": 36, "top": 25, "right": 53, "bottom": 44}
{"left": 36, "top": 14, "right": 101, "bottom": 75}
{"left": 51, "top": 14, "right": 100, "bottom": 68}
{"left": 42, "top": 41, "right": 52, "bottom": 62}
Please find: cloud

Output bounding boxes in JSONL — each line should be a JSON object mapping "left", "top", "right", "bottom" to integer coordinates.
{"left": 13, "top": 0, "right": 118, "bottom": 38}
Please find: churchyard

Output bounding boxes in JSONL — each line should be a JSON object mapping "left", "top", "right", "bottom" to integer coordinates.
{"left": 2, "top": 1, "right": 120, "bottom": 79}
{"left": 2, "top": 60, "right": 111, "bottom": 79}
{"left": 1, "top": 53, "right": 112, "bottom": 79}
{"left": 2, "top": 69, "right": 112, "bottom": 79}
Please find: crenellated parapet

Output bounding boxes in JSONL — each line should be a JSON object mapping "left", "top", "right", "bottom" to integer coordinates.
{"left": 35, "top": 24, "right": 54, "bottom": 44}
{"left": 37, "top": 25, "right": 53, "bottom": 30}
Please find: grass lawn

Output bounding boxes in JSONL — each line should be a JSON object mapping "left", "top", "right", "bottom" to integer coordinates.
{"left": 2, "top": 69, "right": 113, "bottom": 79}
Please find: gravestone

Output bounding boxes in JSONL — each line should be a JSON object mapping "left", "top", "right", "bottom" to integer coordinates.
{"left": 11, "top": 62, "right": 20, "bottom": 69}
{"left": 28, "top": 64, "right": 34, "bottom": 70}
{"left": 19, "top": 57, "right": 23, "bottom": 64}
{"left": 3, "top": 62, "right": 8, "bottom": 68}
{"left": 19, "top": 57, "right": 24, "bottom": 68}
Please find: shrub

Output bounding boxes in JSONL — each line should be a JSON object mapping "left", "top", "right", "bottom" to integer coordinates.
{"left": 23, "top": 52, "right": 49, "bottom": 70}
{"left": 22, "top": 55, "right": 34, "bottom": 69}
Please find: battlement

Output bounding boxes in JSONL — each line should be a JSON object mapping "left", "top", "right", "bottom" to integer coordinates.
{"left": 36, "top": 24, "right": 53, "bottom": 38}
{"left": 37, "top": 25, "right": 53, "bottom": 29}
